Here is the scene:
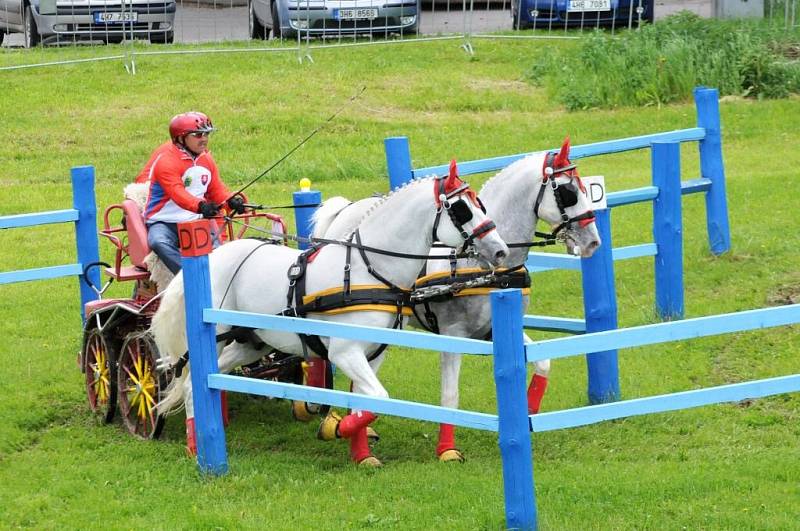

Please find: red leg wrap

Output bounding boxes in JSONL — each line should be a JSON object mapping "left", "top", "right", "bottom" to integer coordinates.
{"left": 306, "top": 359, "right": 328, "bottom": 388}
{"left": 527, "top": 374, "right": 549, "bottom": 414}
{"left": 220, "top": 391, "right": 229, "bottom": 427}
{"left": 337, "top": 410, "right": 377, "bottom": 439}
{"left": 436, "top": 423, "right": 456, "bottom": 456}
{"left": 185, "top": 417, "right": 197, "bottom": 456}
{"left": 349, "top": 427, "right": 372, "bottom": 463}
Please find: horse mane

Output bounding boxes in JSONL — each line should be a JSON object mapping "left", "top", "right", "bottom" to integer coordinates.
{"left": 480, "top": 152, "right": 543, "bottom": 195}
{"left": 345, "top": 175, "right": 437, "bottom": 238}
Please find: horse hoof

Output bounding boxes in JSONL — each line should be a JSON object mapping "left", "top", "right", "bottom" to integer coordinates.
{"left": 358, "top": 455, "right": 382, "bottom": 467}
{"left": 438, "top": 448, "right": 465, "bottom": 463}
{"left": 317, "top": 411, "right": 342, "bottom": 441}
{"left": 366, "top": 426, "right": 380, "bottom": 442}
{"left": 291, "top": 401, "right": 316, "bottom": 423}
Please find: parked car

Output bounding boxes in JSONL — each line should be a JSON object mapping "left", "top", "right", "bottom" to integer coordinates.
{"left": 0, "top": 0, "right": 176, "bottom": 47}
{"left": 249, "top": 0, "right": 420, "bottom": 39}
{"left": 512, "top": 0, "right": 653, "bottom": 29}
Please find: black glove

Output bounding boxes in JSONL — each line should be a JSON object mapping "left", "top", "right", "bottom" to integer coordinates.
{"left": 227, "top": 195, "right": 246, "bottom": 215}
{"left": 198, "top": 201, "right": 220, "bottom": 218}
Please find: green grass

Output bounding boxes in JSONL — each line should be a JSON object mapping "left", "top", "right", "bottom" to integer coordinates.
{"left": 1, "top": 36, "right": 799, "bottom": 529}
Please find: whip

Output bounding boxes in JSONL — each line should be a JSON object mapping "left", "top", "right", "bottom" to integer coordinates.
{"left": 231, "top": 85, "right": 367, "bottom": 199}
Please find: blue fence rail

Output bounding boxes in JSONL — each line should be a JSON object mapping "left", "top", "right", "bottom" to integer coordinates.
{"left": 384, "top": 86, "right": 731, "bottom": 404}
{"left": 179, "top": 216, "right": 799, "bottom": 529}
{"left": 0, "top": 166, "right": 100, "bottom": 324}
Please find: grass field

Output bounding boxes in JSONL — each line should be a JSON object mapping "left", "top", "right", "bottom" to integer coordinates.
{"left": 1, "top": 37, "right": 799, "bottom": 529}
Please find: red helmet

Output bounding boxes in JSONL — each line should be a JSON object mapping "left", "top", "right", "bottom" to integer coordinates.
{"left": 169, "top": 112, "right": 215, "bottom": 141}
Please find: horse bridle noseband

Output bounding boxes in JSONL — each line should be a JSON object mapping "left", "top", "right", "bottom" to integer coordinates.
{"left": 432, "top": 175, "right": 496, "bottom": 254}
{"left": 533, "top": 152, "right": 596, "bottom": 240}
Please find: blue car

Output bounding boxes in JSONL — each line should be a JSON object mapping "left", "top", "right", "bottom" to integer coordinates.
{"left": 512, "top": 0, "right": 653, "bottom": 30}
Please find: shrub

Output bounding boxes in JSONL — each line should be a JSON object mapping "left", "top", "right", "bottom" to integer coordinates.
{"left": 526, "top": 12, "right": 800, "bottom": 110}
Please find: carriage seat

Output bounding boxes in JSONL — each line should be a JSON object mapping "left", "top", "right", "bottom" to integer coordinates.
{"left": 100, "top": 199, "right": 151, "bottom": 282}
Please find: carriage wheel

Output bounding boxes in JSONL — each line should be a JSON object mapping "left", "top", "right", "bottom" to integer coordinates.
{"left": 117, "top": 333, "right": 167, "bottom": 440}
{"left": 83, "top": 329, "right": 117, "bottom": 423}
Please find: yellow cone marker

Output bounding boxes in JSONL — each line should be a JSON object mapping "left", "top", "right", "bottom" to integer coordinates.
{"left": 299, "top": 177, "right": 311, "bottom": 191}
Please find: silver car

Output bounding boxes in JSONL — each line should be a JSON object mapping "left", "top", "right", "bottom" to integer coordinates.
{"left": 249, "top": 0, "right": 420, "bottom": 39}
{"left": 0, "top": 0, "right": 176, "bottom": 47}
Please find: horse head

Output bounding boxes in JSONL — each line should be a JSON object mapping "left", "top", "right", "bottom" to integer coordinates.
{"left": 433, "top": 160, "right": 509, "bottom": 267}
{"left": 534, "top": 137, "right": 601, "bottom": 258}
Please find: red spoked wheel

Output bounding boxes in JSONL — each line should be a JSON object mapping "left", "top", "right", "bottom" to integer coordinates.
{"left": 117, "top": 333, "right": 168, "bottom": 440}
{"left": 83, "top": 328, "right": 117, "bottom": 423}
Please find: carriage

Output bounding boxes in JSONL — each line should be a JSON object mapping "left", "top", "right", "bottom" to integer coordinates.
{"left": 78, "top": 194, "right": 298, "bottom": 440}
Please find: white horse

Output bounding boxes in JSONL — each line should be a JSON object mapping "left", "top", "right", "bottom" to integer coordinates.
{"left": 150, "top": 170, "right": 509, "bottom": 465}
{"left": 312, "top": 138, "right": 601, "bottom": 461}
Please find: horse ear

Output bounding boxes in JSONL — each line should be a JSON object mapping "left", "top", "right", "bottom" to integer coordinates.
{"left": 449, "top": 159, "right": 458, "bottom": 180}
{"left": 554, "top": 136, "right": 571, "bottom": 167}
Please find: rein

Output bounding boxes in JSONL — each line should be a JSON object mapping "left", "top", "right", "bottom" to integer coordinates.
{"left": 223, "top": 218, "right": 483, "bottom": 261}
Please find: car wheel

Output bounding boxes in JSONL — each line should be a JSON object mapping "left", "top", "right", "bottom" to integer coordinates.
{"left": 249, "top": 0, "right": 269, "bottom": 39}
{"left": 271, "top": 2, "right": 295, "bottom": 39}
{"left": 23, "top": 4, "right": 40, "bottom": 48}
{"left": 512, "top": 11, "right": 531, "bottom": 30}
{"left": 150, "top": 31, "right": 174, "bottom": 44}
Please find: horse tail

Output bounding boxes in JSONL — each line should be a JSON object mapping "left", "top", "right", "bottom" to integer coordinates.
{"left": 311, "top": 196, "right": 353, "bottom": 238}
{"left": 151, "top": 272, "right": 190, "bottom": 414}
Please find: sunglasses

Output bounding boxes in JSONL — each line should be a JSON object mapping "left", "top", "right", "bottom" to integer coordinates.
{"left": 188, "top": 131, "right": 211, "bottom": 138}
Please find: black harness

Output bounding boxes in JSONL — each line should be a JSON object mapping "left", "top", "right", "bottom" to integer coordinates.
{"left": 281, "top": 174, "right": 492, "bottom": 362}
{"left": 412, "top": 263, "right": 531, "bottom": 334}
{"left": 281, "top": 242, "right": 410, "bottom": 362}
{"left": 409, "top": 153, "right": 594, "bottom": 335}
{"left": 533, "top": 152, "right": 596, "bottom": 240}
{"left": 173, "top": 175, "right": 495, "bottom": 373}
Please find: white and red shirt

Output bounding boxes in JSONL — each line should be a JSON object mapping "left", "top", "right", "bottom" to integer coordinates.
{"left": 137, "top": 141, "right": 231, "bottom": 224}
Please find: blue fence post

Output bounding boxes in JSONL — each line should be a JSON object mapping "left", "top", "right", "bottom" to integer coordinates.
{"left": 491, "top": 289, "right": 537, "bottom": 530}
{"left": 71, "top": 165, "right": 100, "bottom": 325}
{"left": 292, "top": 178, "right": 321, "bottom": 251}
{"left": 385, "top": 136, "right": 414, "bottom": 190}
{"left": 652, "top": 142, "right": 685, "bottom": 320}
{"left": 694, "top": 87, "right": 731, "bottom": 256}
{"left": 580, "top": 209, "right": 621, "bottom": 404}
{"left": 179, "top": 219, "right": 228, "bottom": 475}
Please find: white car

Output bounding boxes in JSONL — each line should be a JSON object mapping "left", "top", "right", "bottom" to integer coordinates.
{"left": 0, "top": 0, "right": 176, "bottom": 47}
{"left": 249, "top": 0, "right": 420, "bottom": 39}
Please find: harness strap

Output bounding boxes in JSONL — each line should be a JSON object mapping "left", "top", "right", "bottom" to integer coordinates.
{"left": 354, "top": 229, "right": 405, "bottom": 293}
{"left": 296, "top": 287, "right": 412, "bottom": 315}
{"left": 415, "top": 265, "right": 531, "bottom": 300}
{"left": 173, "top": 326, "right": 264, "bottom": 378}
{"left": 343, "top": 232, "right": 354, "bottom": 301}
{"left": 412, "top": 301, "right": 440, "bottom": 334}
{"left": 281, "top": 248, "right": 331, "bottom": 360}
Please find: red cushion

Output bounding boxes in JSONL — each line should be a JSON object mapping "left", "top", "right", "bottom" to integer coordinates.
{"left": 122, "top": 200, "right": 150, "bottom": 268}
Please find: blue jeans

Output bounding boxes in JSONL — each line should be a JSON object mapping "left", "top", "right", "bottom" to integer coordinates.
{"left": 147, "top": 221, "right": 220, "bottom": 275}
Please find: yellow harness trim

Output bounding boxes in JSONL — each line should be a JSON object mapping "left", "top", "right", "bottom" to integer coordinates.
{"left": 415, "top": 267, "right": 529, "bottom": 298}
{"left": 309, "top": 304, "right": 414, "bottom": 316}
{"left": 303, "top": 284, "right": 412, "bottom": 316}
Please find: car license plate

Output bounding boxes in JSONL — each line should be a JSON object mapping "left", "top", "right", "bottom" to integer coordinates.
{"left": 567, "top": 0, "right": 611, "bottom": 11}
{"left": 333, "top": 8, "right": 379, "bottom": 20}
{"left": 93, "top": 11, "right": 138, "bottom": 23}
